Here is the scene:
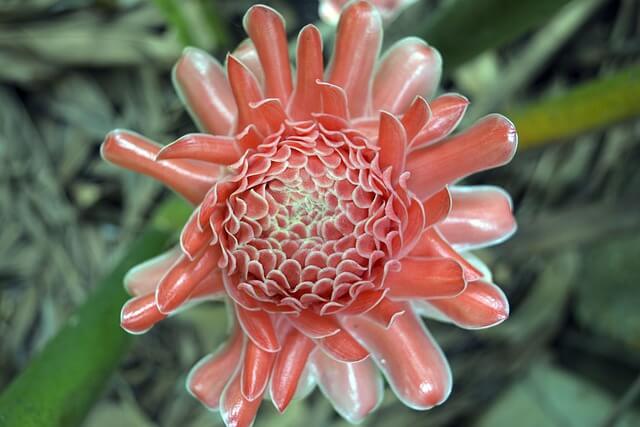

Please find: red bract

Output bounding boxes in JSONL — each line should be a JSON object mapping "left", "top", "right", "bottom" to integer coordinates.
{"left": 102, "top": 2, "right": 517, "bottom": 426}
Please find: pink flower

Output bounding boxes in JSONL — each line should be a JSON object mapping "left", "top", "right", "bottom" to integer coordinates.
{"left": 101, "top": 2, "right": 517, "bottom": 426}
{"left": 320, "top": 0, "right": 417, "bottom": 25}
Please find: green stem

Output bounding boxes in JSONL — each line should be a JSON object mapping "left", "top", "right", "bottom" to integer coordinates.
{"left": 0, "top": 196, "right": 191, "bottom": 427}
{"left": 509, "top": 64, "right": 640, "bottom": 149}
{"left": 419, "top": 0, "right": 572, "bottom": 70}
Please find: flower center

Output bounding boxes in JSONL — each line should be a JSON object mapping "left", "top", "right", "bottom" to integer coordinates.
{"left": 218, "top": 119, "right": 409, "bottom": 314}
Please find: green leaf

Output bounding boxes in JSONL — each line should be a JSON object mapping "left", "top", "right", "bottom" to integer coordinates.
{"left": 0, "top": 196, "right": 191, "bottom": 427}
{"left": 509, "top": 64, "right": 640, "bottom": 149}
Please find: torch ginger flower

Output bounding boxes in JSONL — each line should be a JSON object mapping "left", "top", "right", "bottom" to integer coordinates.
{"left": 101, "top": 2, "right": 517, "bottom": 426}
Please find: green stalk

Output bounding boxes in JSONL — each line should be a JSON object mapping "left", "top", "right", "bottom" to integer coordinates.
{"left": 510, "top": 64, "right": 640, "bottom": 149}
{"left": 151, "top": 0, "right": 198, "bottom": 47}
{"left": 0, "top": 196, "right": 191, "bottom": 427}
{"left": 420, "top": 0, "right": 573, "bottom": 69}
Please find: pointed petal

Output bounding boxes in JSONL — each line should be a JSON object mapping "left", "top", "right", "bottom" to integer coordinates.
{"left": 173, "top": 47, "right": 236, "bottom": 135}
{"left": 365, "top": 297, "right": 406, "bottom": 328}
{"left": 318, "top": 80, "right": 349, "bottom": 119}
{"left": 373, "top": 38, "right": 442, "bottom": 114}
{"left": 187, "top": 326, "right": 244, "bottom": 410}
{"left": 312, "top": 350, "right": 383, "bottom": 424}
{"left": 241, "top": 339, "right": 276, "bottom": 401}
{"left": 317, "top": 328, "right": 369, "bottom": 362}
{"left": 377, "top": 111, "right": 407, "bottom": 182}
{"left": 155, "top": 247, "right": 221, "bottom": 313}
{"left": 423, "top": 280, "right": 509, "bottom": 329}
{"left": 124, "top": 247, "right": 181, "bottom": 296}
{"left": 422, "top": 187, "right": 452, "bottom": 228}
{"left": 227, "top": 54, "right": 268, "bottom": 133}
{"left": 438, "top": 186, "right": 517, "bottom": 249}
{"left": 327, "top": 0, "right": 382, "bottom": 117}
{"left": 399, "top": 197, "right": 426, "bottom": 257}
{"left": 289, "top": 25, "right": 323, "bottom": 120}
{"left": 287, "top": 311, "right": 341, "bottom": 339}
{"left": 236, "top": 124, "right": 263, "bottom": 153}
{"left": 386, "top": 256, "right": 466, "bottom": 299}
{"left": 243, "top": 5, "right": 293, "bottom": 104}
{"left": 236, "top": 305, "right": 281, "bottom": 352}
{"left": 270, "top": 328, "right": 315, "bottom": 412}
{"left": 233, "top": 39, "right": 265, "bottom": 87}
{"left": 412, "top": 93, "right": 469, "bottom": 148}
{"left": 120, "top": 293, "right": 166, "bottom": 334}
{"left": 401, "top": 96, "right": 432, "bottom": 143}
{"left": 220, "top": 368, "right": 263, "bottom": 427}
{"left": 343, "top": 306, "right": 452, "bottom": 410}
{"left": 249, "top": 98, "right": 287, "bottom": 133}
{"left": 410, "top": 228, "right": 484, "bottom": 282}
{"left": 157, "top": 134, "right": 241, "bottom": 165}
{"left": 180, "top": 208, "right": 213, "bottom": 260}
{"left": 407, "top": 114, "right": 518, "bottom": 200}
{"left": 101, "top": 130, "right": 218, "bottom": 204}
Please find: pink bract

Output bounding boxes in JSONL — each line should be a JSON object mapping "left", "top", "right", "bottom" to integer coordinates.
{"left": 101, "top": 2, "right": 517, "bottom": 426}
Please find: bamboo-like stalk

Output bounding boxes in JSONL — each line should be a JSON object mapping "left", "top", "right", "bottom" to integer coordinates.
{"left": 0, "top": 197, "right": 191, "bottom": 427}
{"left": 511, "top": 64, "right": 640, "bottom": 149}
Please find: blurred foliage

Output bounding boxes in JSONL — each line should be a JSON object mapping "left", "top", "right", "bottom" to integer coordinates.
{"left": 1, "top": 0, "right": 640, "bottom": 427}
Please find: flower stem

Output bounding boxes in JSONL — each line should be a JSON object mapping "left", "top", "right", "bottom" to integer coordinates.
{"left": 0, "top": 196, "right": 191, "bottom": 427}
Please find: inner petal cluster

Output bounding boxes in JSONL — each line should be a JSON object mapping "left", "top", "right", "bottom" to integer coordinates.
{"left": 219, "top": 119, "right": 407, "bottom": 315}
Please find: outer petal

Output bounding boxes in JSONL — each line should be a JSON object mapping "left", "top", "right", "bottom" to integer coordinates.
{"left": 411, "top": 93, "right": 469, "bottom": 148}
{"left": 288, "top": 25, "right": 324, "bottom": 120}
{"left": 373, "top": 38, "right": 442, "bottom": 114}
{"left": 233, "top": 39, "right": 265, "bottom": 88}
{"left": 173, "top": 47, "right": 237, "bottom": 135}
{"left": 101, "top": 130, "right": 218, "bottom": 205}
{"left": 421, "top": 280, "right": 509, "bottom": 329}
{"left": 327, "top": 0, "right": 382, "bottom": 117}
{"left": 124, "top": 247, "right": 181, "bottom": 296}
{"left": 438, "top": 186, "right": 517, "bottom": 250}
{"left": 157, "top": 134, "right": 241, "bottom": 165}
{"left": 187, "top": 325, "right": 244, "bottom": 410}
{"left": 385, "top": 256, "right": 466, "bottom": 299}
{"left": 243, "top": 5, "right": 293, "bottom": 104}
{"left": 241, "top": 340, "right": 276, "bottom": 401}
{"left": 220, "top": 368, "right": 263, "bottom": 427}
{"left": 312, "top": 349, "right": 383, "bottom": 424}
{"left": 406, "top": 114, "right": 517, "bottom": 200}
{"left": 236, "top": 305, "right": 281, "bottom": 352}
{"left": 343, "top": 305, "right": 452, "bottom": 410}
{"left": 269, "top": 328, "right": 315, "bottom": 412}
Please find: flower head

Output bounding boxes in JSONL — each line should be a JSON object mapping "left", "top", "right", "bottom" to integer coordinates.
{"left": 102, "top": 2, "right": 517, "bottom": 426}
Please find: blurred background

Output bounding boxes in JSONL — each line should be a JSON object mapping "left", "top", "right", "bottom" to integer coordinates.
{"left": 0, "top": 0, "right": 639, "bottom": 426}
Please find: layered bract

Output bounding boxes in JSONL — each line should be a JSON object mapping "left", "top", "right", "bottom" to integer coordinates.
{"left": 101, "top": 2, "right": 517, "bottom": 426}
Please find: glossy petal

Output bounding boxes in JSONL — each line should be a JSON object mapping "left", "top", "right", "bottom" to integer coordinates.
{"left": 386, "top": 256, "right": 466, "bottom": 299}
{"left": 187, "top": 326, "right": 244, "bottom": 410}
{"left": 155, "top": 247, "right": 221, "bottom": 313}
{"left": 422, "top": 280, "right": 509, "bottom": 329}
{"left": 343, "top": 306, "right": 452, "bottom": 410}
{"left": 220, "top": 368, "right": 263, "bottom": 427}
{"left": 289, "top": 25, "right": 324, "bottom": 120}
{"left": 236, "top": 305, "right": 280, "bottom": 352}
{"left": 233, "top": 39, "right": 265, "bottom": 87}
{"left": 327, "top": 0, "right": 382, "bottom": 117}
{"left": 411, "top": 93, "right": 469, "bottom": 148}
{"left": 124, "top": 247, "right": 181, "bottom": 296}
{"left": 242, "top": 339, "right": 276, "bottom": 401}
{"left": 101, "top": 130, "right": 218, "bottom": 205}
{"left": 317, "top": 328, "right": 369, "bottom": 362}
{"left": 173, "top": 47, "right": 236, "bottom": 135}
{"left": 407, "top": 114, "right": 517, "bottom": 200}
{"left": 438, "top": 186, "right": 517, "bottom": 250}
{"left": 378, "top": 111, "right": 407, "bottom": 182}
{"left": 373, "top": 38, "right": 442, "bottom": 114}
{"left": 243, "top": 5, "right": 293, "bottom": 104}
{"left": 312, "top": 349, "right": 383, "bottom": 424}
{"left": 157, "top": 134, "right": 241, "bottom": 165}
{"left": 269, "top": 328, "right": 315, "bottom": 412}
